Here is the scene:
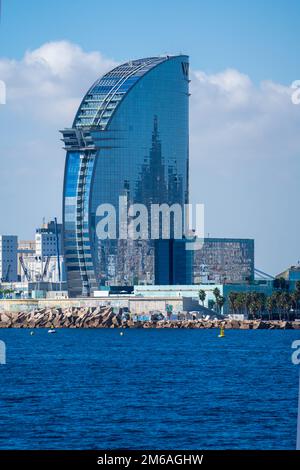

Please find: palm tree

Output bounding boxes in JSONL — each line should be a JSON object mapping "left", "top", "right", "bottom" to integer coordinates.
{"left": 293, "top": 281, "right": 300, "bottom": 314}
{"left": 266, "top": 296, "right": 274, "bottom": 320}
{"left": 271, "top": 291, "right": 282, "bottom": 320}
{"left": 235, "top": 293, "right": 246, "bottom": 316}
{"left": 245, "top": 292, "right": 254, "bottom": 317}
{"left": 290, "top": 292, "right": 298, "bottom": 320}
{"left": 278, "top": 292, "right": 291, "bottom": 320}
{"left": 213, "top": 287, "right": 223, "bottom": 314}
{"left": 257, "top": 293, "right": 266, "bottom": 319}
{"left": 216, "top": 295, "right": 226, "bottom": 315}
{"left": 284, "top": 292, "right": 292, "bottom": 320}
{"left": 213, "top": 287, "right": 221, "bottom": 302}
{"left": 248, "top": 293, "right": 259, "bottom": 320}
{"left": 198, "top": 289, "right": 206, "bottom": 306}
{"left": 228, "top": 292, "right": 238, "bottom": 314}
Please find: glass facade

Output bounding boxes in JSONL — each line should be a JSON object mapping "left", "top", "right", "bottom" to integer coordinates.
{"left": 154, "top": 239, "right": 194, "bottom": 285}
{"left": 193, "top": 238, "right": 255, "bottom": 284}
{"left": 62, "top": 56, "right": 189, "bottom": 297}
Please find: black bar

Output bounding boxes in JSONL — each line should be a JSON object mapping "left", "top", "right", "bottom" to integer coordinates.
{"left": 0, "top": 450, "right": 299, "bottom": 467}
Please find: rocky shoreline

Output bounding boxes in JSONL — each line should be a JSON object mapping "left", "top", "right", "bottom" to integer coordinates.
{"left": 0, "top": 306, "right": 300, "bottom": 329}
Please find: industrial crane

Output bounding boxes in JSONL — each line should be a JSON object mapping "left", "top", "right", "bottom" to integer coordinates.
{"left": 42, "top": 256, "right": 51, "bottom": 280}
{"left": 1, "top": 264, "right": 11, "bottom": 282}
{"left": 19, "top": 256, "right": 31, "bottom": 282}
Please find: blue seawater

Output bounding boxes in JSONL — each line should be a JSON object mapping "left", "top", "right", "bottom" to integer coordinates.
{"left": 0, "top": 329, "right": 299, "bottom": 449}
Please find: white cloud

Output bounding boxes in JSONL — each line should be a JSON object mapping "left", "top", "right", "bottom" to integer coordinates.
{"left": 190, "top": 67, "right": 300, "bottom": 162}
{"left": 0, "top": 41, "right": 117, "bottom": 124}
{"left": 0, "top": 41, "right": 300, "bottom": 273}
{"left": 194, "top": 68, "right": 252, "bottom": 107}
{"left": 0, "top": 41, "right": 117, "bottom": 239}
{"left": 189, "top": 67, "right": 300, "bottom": 273}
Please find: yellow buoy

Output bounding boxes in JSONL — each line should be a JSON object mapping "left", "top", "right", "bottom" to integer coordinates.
{"left": 218, "top": 327, "right": 225, "bottom": 338}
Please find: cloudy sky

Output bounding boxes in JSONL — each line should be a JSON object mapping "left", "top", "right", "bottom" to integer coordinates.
{"left": 0, "top": 0, "right": 300, "bottom": 275}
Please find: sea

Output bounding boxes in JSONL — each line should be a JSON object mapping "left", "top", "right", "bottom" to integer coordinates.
{"left": 0, "top": 328, "right": 299, "bottom": 450}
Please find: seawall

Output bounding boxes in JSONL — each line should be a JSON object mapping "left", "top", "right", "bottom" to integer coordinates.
{"left": 0, "top": 307, "right": 300, "bottom": 329}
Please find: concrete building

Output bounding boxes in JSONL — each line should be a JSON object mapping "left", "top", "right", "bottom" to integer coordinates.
{"left": 134, "top": 281, "right": 273, "bottom": 315}
{"left": 276, "top": 265, "right": 300, "bottom": 282}
{"left": 0, "top": 281, "right": 68, "bottom": 300}
{"left": 17, "top": 240, "right": 36, "bottom": 279}
{"left": 0, "top": 235, "right": 18, "bottom": 282}
{"left": 35, "top": 220, "right": 63, "bottom": 258}
{"left": 18, "top": 221, "right": 65, "bottom": 285}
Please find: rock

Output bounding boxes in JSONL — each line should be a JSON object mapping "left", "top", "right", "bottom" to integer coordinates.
{"left": 112, "top": 315, "right": 121, "bottom": 326}
{"left": 0, "top": 313, "right": 11, "bottom": 324}
{"left": 2, "top": 306, "right": 300, "bottom": 329}
{"left": 101, "top": 311, "right": 114, "bottom": 327}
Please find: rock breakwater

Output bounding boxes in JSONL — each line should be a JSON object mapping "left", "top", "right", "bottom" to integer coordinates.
{"left": 0, "top": 307, "right": 300, "bottom": 329}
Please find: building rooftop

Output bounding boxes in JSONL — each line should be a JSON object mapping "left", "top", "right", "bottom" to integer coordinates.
{"left": 73, "top": 55, "right": 185, "bottom": 130}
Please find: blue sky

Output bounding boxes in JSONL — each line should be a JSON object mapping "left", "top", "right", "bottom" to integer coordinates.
{"left": 0, "top": 0, "right": 300, "bottom": 275}
{"left": 1, "top": 0, "right": 300, "bottom": 84}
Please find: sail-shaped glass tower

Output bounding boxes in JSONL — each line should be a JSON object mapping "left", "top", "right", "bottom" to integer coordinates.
{"left": 61, "top": 55, "right": 189, "bottom": 297}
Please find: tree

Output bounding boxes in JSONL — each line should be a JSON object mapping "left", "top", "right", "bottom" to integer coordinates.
{"left": 257, "top": 293, "right": 266, "bottom": 319}
{"left": 278, "top": 292, "right": 291, "bottom": 320}
{"left": 290, "top": 292, "right": 298, "bottom": 320}
{"left": 271, "top": 291, "right": 282, "bottom": 320}
{"left": 212, "top": 287, "right": 223, "bottom": 314}
{"left": 239, "top": 292, "right": 266, "bottom": 319}
{"left": 293, "top": 281, "right": 300, "bottom": 313}
{"left": 198, "top": 289, "right": 206, "bottom": 306}
{"left": 216, "top": 295, "right": 226, "bottom": 315}
{"left": 266, "top": 296, "right": 274, "bottom": 320}
{"left": 235, "top": 293, "right": 246, "bottom": 315}
{"left": 213, "top": 287, "right": 221, "bottom": 301}
{"left": 248, "top": 292, "right": 260, "bottom": 319}
{"left": 284, "top": 292, "right": 292, "bottom": 320}
{"left": 244, "top": 292, "right": 252, "bottom": 316}
{"left": 228, "top": 292, "right": 238, "bottom": 314}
